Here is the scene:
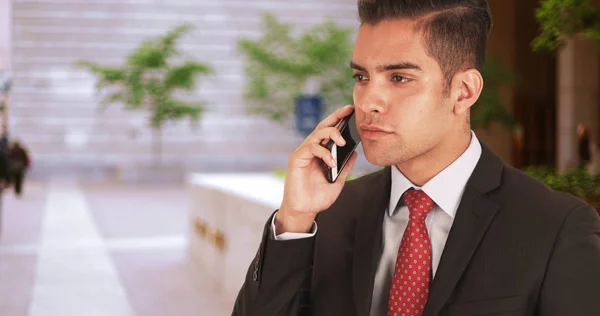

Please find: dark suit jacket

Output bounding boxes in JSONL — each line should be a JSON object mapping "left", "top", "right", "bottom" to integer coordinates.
{"left": 232, "top": 144, "right": 600, "bottom": 316}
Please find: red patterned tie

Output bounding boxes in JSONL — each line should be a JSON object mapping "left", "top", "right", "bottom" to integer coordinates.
{"left": 387, "top": 189, "right": 435, "bottom": 316}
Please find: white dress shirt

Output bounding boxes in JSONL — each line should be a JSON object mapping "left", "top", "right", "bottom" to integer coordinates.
{"left": 272, "top": 132, "right": 482, "bottom": 316}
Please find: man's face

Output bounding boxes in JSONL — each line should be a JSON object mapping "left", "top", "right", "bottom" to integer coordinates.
{"left": 352, "top": 19, "right": 454, "bottom": 166}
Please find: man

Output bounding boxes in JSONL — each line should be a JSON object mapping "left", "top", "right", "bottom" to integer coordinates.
{"left": 233, "top": 0, "right": 600, "bottom": 315}
{"left": 577, "top": 123, "right": 592, "bottom": 169}
{"left": 8, "top": 140, "right": 30, "bottom": 197}
{"left": 0, "top": 133, "right": 10, "bottom": 189}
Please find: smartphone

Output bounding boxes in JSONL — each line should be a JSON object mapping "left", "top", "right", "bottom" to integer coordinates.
{"left": 325, "top": 110, "right": 361, "bottom": 183}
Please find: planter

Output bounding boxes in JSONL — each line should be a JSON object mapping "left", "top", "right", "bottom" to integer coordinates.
{"left": 186, "top": 173, "right": 284, "bottom": 305}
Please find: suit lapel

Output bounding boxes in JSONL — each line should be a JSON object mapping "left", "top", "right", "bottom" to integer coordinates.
{"left": 353, "top": 167, "right": 391, "bottom": 316}
{"left": 422, "top": 143, "right": 504, "bottom": 316}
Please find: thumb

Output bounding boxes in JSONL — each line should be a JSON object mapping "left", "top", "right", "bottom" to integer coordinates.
{"left": 337, "top": 152, "right": 358, "bottom": 183}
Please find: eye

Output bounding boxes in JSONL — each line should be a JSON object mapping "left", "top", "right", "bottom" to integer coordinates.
{"left": 353, "top": 74, "right": 368, "bottom": 82}
{"left": 392, "top": 75, "right": 411, "bottom": 83}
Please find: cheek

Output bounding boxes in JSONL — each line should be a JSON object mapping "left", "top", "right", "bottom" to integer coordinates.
{"left": 390, "top": 87, "right": 432, "bottom": 115}
{"left": 388, "top": 92, "right": 443, "bottom": 133}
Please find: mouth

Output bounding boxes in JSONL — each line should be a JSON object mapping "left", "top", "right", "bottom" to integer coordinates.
{"left": 360, "top": 126, "right": 393, "bottom": 139}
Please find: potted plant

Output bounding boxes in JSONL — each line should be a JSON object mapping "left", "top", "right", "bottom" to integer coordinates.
{"left": 237, "top": 13, "right": 354, "bottom": 126}
{"left": 78, "top": 24, "right": 213, "bottom": 181}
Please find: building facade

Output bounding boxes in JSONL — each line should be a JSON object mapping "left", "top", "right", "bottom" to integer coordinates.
{"left": 487, "top": 0, "right": 599, "bottom": 172}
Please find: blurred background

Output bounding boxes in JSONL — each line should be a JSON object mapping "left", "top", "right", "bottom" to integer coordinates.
{"left": 0, "top": 0, "right": 599, "bottom": 315}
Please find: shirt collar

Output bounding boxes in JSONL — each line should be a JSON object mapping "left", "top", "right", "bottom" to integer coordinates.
{"left": 388, "top": 131, "right": 482, "bottom": 218}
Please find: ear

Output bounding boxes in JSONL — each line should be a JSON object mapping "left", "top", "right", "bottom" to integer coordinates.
{"left": 450, "top": 69, "right": 483, "bottom": 115}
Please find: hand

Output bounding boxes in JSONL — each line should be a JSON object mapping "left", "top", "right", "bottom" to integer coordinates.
{"left": 276, "top": 105, "right": 358, "bottom": 234}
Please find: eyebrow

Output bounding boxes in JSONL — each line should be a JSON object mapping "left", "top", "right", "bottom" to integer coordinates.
{"left": 350, "top": 61, "right": 423, "bottom": 72}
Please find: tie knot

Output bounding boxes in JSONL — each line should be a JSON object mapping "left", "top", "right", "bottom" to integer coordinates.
{"left": 402, "top": 189, "right": 435, "bottom": 218}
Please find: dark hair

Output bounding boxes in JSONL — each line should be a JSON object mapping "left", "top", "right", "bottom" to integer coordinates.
{"left": 358, "top": 0, "right": 492, "bottom": 87}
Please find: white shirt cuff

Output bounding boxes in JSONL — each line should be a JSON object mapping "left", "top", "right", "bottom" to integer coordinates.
{"left": 271, "top": 212, "right": 318, "bottom": 240}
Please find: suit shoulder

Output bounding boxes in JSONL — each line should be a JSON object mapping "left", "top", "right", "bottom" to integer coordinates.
{"left": 321, "top": 167, "right": 388, "bottom": 217}
{"left": 337, "top": 167, "right": 389, "bottom": 201}
{"left": 496, "top": 165, "right": 591, "bottom": 218}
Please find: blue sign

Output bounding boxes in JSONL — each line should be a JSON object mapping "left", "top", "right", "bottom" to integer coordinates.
{"left": 295, "top": 94, "right": 323, "bottom": 137}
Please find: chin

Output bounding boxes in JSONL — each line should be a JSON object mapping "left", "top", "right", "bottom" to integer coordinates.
{"left": 363, "top": 147, "right": 398, "bottom": 167}
{"left": 363, "top": 142, "right": 416, "bottom": 167}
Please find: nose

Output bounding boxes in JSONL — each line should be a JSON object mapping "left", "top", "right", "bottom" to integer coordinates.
{"left": 356, "top": 87, "right": 388, "bottom": 114}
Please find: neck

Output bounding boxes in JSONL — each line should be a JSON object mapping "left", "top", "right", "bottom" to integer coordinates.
{"left": 396, "top": 131, "right": 472, "bottom": 186}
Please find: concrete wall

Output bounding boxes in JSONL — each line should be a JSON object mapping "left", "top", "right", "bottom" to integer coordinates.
{"left": 9, "top": 0, "right": 360, "bottom": 179}
{"left": 556, "top": 38, "right": 599, "bottom": 171}
{"left": 0, "top": 0, "right": 10, "bottom": 70}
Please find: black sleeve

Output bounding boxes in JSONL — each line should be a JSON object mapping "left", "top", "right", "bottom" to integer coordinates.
{"left": 232, "top": 212, "right": 315, "bottom": 316}
{"left": 0, "top": 150, "right": 10, "bottom": 181}
{"left": 538, "top": 204, "right": 600, "bottom": 315}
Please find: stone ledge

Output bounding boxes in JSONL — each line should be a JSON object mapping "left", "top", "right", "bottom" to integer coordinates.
{"left": 186, "top": 173, "right": 283, "bottom": 303}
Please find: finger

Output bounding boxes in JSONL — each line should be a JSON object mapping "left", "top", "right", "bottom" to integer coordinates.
{"left": 300, "top": 143, "right": 336, "bottom": 168}
{"left": 292, "top": 142, "right": 336, "bottom": 168}
{"left": 337, "top": 152, "right": 358, "bottom": 182}
{"left": 308, "top": 127, "right": 346, "bottom": 147}
{"left": 316, "top": 105, "right": 354, "bottom": 129}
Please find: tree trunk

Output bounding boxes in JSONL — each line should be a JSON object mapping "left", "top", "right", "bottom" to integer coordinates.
{"left": 152, "top": 126, "right": 162, "bottom": 166}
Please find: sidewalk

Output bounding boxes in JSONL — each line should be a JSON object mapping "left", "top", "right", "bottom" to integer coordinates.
{"left": 0, "top": 180, "right": 231, "bottom": 316}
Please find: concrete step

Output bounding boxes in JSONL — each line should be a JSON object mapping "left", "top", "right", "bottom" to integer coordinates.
{"left": 8, "top": 93, "right": 248, "bottom": 111}
{"left": 12, "top": 58, "right": 244, "bottom": 73}
{"left": 14, "top": 0, "right": 356, "bottom": 14}
{"left": 26, "top": 153, "right": 294, "bottom": 180}
{"left": 13, "top": 29, "right": 253, "bottom": 44}
{"left": 12, "top": 71, "right": 245, "bottom": 88}
{"left": 9, "top": 101, "right": 250, "bottom": 114}
{"left": 11, "top": 120, "right": 303, "bottom": 140}
{"left": 13, "top": 42, "right": 237, "bottom": 59}
{"left": 11, "top": 125, "right": 302, "bottom": 144}
{"left": 13, "top": 7, "right": 357, "bottom": 25}
{"left": 9, "top": 102, "right": 255, "bottom": 118}
{"left": 15, "top": 23, "right": 263, "bottom": 38}
{"left": 23, "top": 138, "right": 301, "bottom": 155}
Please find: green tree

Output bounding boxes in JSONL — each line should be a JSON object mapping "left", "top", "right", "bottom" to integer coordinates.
{"left": 78, "top": 24, "right": 213, "bottom": 164}
{"left": 237, "top": 13, "right": 353, "bottom": 123}
{"left": 472, "top": 57, "right": 518, "bottom": 130}
{"left": 238, "top": 13, "right": 517, "bottom": 131}
{"left": 533, "top": 0, "right": 600, "bottom": 51}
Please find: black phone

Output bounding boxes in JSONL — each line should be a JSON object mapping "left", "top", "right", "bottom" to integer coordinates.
{"left": 325, "top": 110, "right": 361, "bottom": 183}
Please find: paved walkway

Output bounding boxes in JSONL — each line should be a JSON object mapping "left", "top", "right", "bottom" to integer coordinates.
{"left": 0, "top": 180, "right": 231, "bottom": 316}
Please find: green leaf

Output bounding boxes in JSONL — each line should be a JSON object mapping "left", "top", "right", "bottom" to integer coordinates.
{"left": 151, "top": 98, "right": 204, "bottom": 128}
{"left": 77, "top": 23, "right": 212, "bottom": 138}
{"left": 237, "top": 14, "right": 355, "bottom": 122}
{"left": 164, "top": 61, "right": 213, "bottom": 91}
{"left": 127, "top": 23, "right": 194, "bottom": 68}
{"left": 76, "top": 61, "right": 127, "bottom": 88}
{"left": 99, "top": 91, "right": 127, "bottom": 110}
{"left": 471, "top": 57, "right": 519, "bottom": 130}
{"left": 533, "top": 0, "right": 600, "bottom": 51}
